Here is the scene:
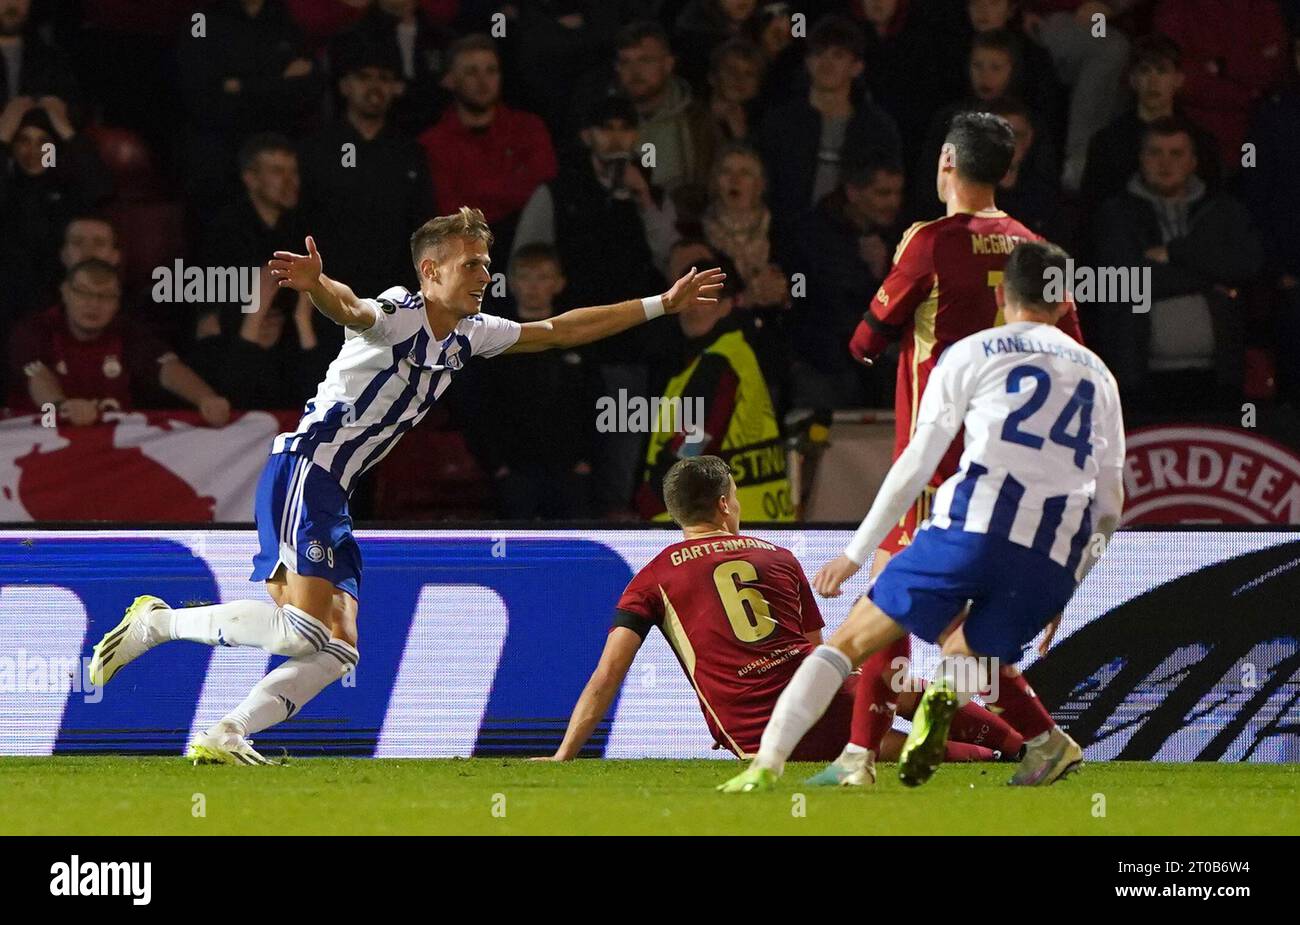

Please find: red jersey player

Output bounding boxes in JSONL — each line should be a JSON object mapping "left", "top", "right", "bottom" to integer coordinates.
{"left": 807, "top": 112, "right": 1084, "bottom": 788}
{"left": 542, "top": 455, "right": 1023, "bottom": 765}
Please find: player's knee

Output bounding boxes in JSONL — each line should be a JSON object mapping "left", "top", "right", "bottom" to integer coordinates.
{"left": 280, "top": 634, "right": 324, "bottom": 658}
{"left": 276, "top": 603, "right": 330, "bottom": 657}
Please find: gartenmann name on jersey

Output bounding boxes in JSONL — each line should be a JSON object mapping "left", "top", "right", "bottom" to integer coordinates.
{"left": 979, "top": 332, "right": 1107, "bottom": 374}
{"left": 669, "top": 536, "right": 777, "bottom": 566}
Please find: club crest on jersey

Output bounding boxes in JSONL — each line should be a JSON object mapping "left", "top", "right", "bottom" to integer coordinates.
{"left": 102, "top": 355, "right": 122, "bottom": 379}
{"left": 306, "top": 541, "right": 327, "bottom": 563}
{"left": 443, "top": 343, "right": 464, "bottom": 370}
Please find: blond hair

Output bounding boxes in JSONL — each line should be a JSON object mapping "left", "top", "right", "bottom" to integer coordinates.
{"left": 409, "top": 206, "right": 494, "bottom": 269}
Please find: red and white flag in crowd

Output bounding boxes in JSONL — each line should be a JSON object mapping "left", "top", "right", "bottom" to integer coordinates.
{"left": 0, "top": 410, "right": 297, "bottom": 523}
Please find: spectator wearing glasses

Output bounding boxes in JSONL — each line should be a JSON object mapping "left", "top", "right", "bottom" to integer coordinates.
{"left": 8, "top": 259, "right": 231, "bottom": 425}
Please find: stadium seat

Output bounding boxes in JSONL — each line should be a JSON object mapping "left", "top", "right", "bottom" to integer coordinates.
{"left": 101, "top": 198, "right": 189, "bottom": 293}
{"left": 84, "top": 123, "right": 167, "bottom": 200}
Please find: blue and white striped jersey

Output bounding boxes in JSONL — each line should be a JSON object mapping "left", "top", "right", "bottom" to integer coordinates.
{"left": 272, "top": 286, "right": 521, "bottom": 493}
{"left": 921, "top": 321, "right": 1125, "bottom": 575}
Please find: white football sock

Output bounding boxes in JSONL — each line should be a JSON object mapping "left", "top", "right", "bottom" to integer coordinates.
{"left": 219, "top": 638, "right": 360, "bottom": 737}
{"left": 166, "top": 600, "right": 329, "bottom": 657}
{"left": 754, "top": 645, "right": 852, "bottom": 776}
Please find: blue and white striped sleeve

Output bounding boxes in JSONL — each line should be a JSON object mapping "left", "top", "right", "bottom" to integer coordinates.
{"left": 351, "top": 286, "right": 416, "bottom": 346}
{"left": 466, "top": 312, "right": 522, "bottom": 359}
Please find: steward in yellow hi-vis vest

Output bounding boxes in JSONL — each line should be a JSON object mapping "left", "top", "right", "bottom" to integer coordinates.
{"left": 636, "top": 316, "right": 794, "bottom": 523}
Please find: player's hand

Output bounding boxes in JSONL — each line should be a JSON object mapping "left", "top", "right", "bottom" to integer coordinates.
{"left": 199, "top": 395, "right": 232, "bottom": 427}
{"left": 1037, "top": 612, "right": 1063, "bottom": 657}
{"left": 813, "top": 555, "right": 861, "bottom": 597}
{"left": 58, "top": 398, "right": 100, "bottom": 427}
{"left": 662, "top": 266, "right": 726, "bottom": 314}
{"left": 269, "top": 236, "right": 324, "bottom": 292}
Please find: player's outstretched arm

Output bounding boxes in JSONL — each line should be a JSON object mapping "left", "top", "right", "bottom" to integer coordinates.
{"left": 505, "top": 266, "right": 725, "bottom": 354}
{"left": 536, "top": 627, "right": 643, "bottom": 761}
{"left": 268, "top": 236, "right": 377, "bottom": 330}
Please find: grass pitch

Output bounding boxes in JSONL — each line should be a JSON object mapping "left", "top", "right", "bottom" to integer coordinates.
{"left": 1, "top": 758, "right": 1296, "bottom": 836}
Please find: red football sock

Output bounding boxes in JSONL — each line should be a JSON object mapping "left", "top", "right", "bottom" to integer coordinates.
{"left": 992, "top": 667, "right": 1055, "bottom": 741}
{"left": 950, "top": 700, "right": 1025, "bottom": 756}
{"left": 945, "top": 741, "right": 996, "bottom": 762}
{"left": 849, "top": 636, "right": 911, "bottom": 751}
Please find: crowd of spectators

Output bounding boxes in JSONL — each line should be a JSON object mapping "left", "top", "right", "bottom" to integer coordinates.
{"left": 0, "top": 0, "right": 1296, "bottom": 520}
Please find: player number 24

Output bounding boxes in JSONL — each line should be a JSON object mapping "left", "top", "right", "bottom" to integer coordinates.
{"left": 713, "top": 561, "right": 775, "bottom": 643}
{"left": 1000, "top": 365, "right": 1094, "bottom": 469}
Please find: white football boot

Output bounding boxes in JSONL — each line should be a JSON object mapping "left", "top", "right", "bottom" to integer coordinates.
{"left": 187, "top": 722, "right": 276, "bottom": 766}
{"left": 1008, "top": 727, "right": 1084, "bottom": 786}
{"left": 804, "top": 747, "right": 877, "bottom": 787}
{"left": 87, "top": 594, "right": 169, "bottom": 687}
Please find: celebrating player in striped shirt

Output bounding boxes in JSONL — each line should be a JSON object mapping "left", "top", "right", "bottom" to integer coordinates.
{"left": 88, "top": 206, "right": 724, "bottom": 766}
{"left": 720, "top": 241, "right": 1125, "bottom": 793}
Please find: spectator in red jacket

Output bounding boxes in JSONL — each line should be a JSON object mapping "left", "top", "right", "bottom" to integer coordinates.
{"left": 7, "top": 259, "right": 231, "bottom": 425}
{"left": 1153, "top": 0, "right": 1290, "bottom": 174}
{"left": 418, "top": 33, "right": 558, "bottom": 259}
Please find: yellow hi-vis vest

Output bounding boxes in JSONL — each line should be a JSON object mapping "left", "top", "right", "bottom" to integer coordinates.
{"left": 644, "top": 329, "right": 794, "bottom": 522}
